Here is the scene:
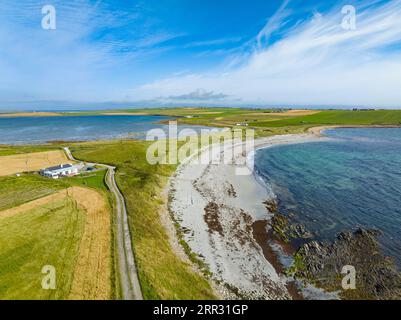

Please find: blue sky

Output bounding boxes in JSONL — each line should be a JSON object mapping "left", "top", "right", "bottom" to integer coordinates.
{"left": 1, "top": 0, "right": 401, "bottom": 109}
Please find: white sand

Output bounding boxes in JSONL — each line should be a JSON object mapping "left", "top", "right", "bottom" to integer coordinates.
{"left": 169, "top": 133, "right": 324, "bottom": 299}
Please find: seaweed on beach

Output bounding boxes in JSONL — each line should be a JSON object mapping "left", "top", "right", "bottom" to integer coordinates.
{"left": 204, "top": 202, "right": 224, "bottom": 236}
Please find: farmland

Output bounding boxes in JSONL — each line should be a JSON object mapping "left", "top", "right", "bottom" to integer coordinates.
{"left": 3, "top": 108, "right": 401, "bottom": 135}
{"left": 0, "top": 196, "right": 85, "bottom": 299}
{"left": 0, "top": 161, "right": 112, "bottom": 300}
{"left": 0, "top": 150, "right": 71, "bottom": 176}
{"left": 99, "top": 108, "right": 401, "bottom": 136}
{"left": 0, "top": 174, "right": 66, "bottom": 211}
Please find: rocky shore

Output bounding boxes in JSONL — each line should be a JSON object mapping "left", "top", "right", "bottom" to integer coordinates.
{"left": 168, "top": 130, "right": 401, "bottom": 300}
{"left": 267, "top": 197, "right": 401, "bottom": 300}
{"left": 291, "top": 228, "right": 401, "bottom": 299}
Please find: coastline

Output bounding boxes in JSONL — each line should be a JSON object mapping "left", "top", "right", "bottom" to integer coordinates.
{"left": 3, "top": 118, "right": 401, "bottom": 299}
{"left": 0, "top": 112, "right": 62, "bottom": 118}
{"left": 168, "top": 132, "right": 323, "bottom": 299}
{"left": 307, "top": 124, "right": 401, "bottom": 136}
{"left": 0, "top": 112, "right": 150, "bottom": 118}
{"left": 168, "top": 126, "right": 401, "bottom": 299}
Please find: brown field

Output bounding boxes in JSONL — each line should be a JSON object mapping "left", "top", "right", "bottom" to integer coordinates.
{"left": 0, "top": 112, "right": 61, "bottom": 118}
{"left": 244, "top": 109, "right": 320, "bottom": 117}
{"left": 0, "top": 186, "right": 111, "bottom": 300}
{"left": 282, "top": 109, "right": 320, "bottom": 116}
{"left": 0, "top": 150, "right": 71, "bottom": 176}
{"left": 66, "top": 186, "right": 111, "bottom": 300}
{"left": 188, "top": 111, "right": 223, "bottom": 114}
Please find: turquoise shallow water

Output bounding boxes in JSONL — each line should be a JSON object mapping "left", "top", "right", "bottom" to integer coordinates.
{"left": 0, "top": 115, "right": 208, "bottom": 144}
{"left": 255, "top": 128, "right": 401, "bottom": 268}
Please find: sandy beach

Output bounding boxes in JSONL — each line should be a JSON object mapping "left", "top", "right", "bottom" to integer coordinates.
{"left": 307, "top": 124, "right": 401, "bottom": 136}
{"left": 0, "top": 112, "right": 61, "bottom": 118}
{"left": 169, "top": 132, "right": 323, "bottom": 299}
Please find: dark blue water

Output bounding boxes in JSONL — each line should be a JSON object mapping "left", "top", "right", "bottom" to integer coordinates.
{"left": 0, "top": 115, "right": 208, "bottom": 144}
{"left": 255, "top": 128, "right": 401, "bottom": 267}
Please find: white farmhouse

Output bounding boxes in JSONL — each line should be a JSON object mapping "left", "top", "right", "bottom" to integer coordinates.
{"left": 40, "top": 163, "right": 78, "bottom": 179}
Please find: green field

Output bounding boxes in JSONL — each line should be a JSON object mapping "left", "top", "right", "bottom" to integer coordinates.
{"left": 0, "top": 144, "right": 60, "bottom": 157}
{"left": 62, "top": 169, "right": 108, "bottom": 191}
{"left": 0, "top": 197, "right": 85, "bottom": 300}
{"left": 249, "top": 110, "right": 401, "bottom": 127}
{"left": 0, "top": 170, "right": 107, "bottom": 211}
{"left": 0, "top": 168, "right": 114, "bottom": 300}
{"left": 70, "top": 140, "right": 216, "bottom": 300}
{"left": 0, "top": 175, "right": 66, "bottom": 211}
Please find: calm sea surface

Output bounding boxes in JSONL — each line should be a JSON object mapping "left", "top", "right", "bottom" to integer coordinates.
{"left": 0, "top": 115, "right": 209, "bottom": 144}
{"left": 255, "top": 128, "right": 401, "bottom": 267}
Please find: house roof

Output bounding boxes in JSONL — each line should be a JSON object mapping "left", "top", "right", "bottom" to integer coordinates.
{"left": 42, "top": 164, "right": 73, "bottom": 172}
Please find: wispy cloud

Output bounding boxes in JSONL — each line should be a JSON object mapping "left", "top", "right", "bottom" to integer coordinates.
{"left": 2, "top": 0, "right": 401, "bottom": 109}
{"left": 0, "top": 0, "right": 182, "bottom": 104}
{"left": 134, "top": 31, "right": 186, "bottom": 49}
{"left": 256, "top": 0, "right": 291, "bottom": 49}
{"left": 134, "top": 0, "right": 401, "bottom": 108}
{"left": 166, "top": 89, "right": 229, "bottom": 102}
{"left": 184, "top": 37, "right": 242, "bottom": 48}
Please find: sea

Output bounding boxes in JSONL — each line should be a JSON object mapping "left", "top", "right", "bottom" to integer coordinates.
{"left": 255, "top": 128, "right": 401, "bottom": 268}
{"left": 0, "top": 115, "right": 209, "bottom": 145}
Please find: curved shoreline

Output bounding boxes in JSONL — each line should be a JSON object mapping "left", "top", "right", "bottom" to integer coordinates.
{"left": 307, "top": 124, "right": 401, "bottom": 136}
{"left": 168, "top": 125, "right": 401, "bottom": 299}
{"left": 168, "top": 132, "right": 322, "bottom": 299}
{"left": 250, "top": 126, "right": 401, "bottom": 300}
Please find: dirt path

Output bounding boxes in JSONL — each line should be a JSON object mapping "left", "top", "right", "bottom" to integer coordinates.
{"left": 64, "top": 147, "right": 143, "bottom": 300}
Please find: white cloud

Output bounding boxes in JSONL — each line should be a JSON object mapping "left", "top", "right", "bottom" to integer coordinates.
{"left": 256, "top": 0, "right": 291, "bottom": 49}
{"left": 184, "top": 37, "right": 242, "bottom": 48}
{"left": 133, "top": 0, "right": 401, "bottom": 108}
{"left": 166, "top": 89, "right": 229, "bottom": 102}
{"left": 0, "top": 0, "right": 182, "bottom": 104}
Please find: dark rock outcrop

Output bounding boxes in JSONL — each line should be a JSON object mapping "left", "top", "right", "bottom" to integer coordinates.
{"left": 270, "top": 213, "right": 313, "bottom": 243}
{"left": 292, "top": 228, "right": 401, "bottom": 300}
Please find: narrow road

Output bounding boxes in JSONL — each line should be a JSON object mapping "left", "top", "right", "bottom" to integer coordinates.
{"left": 63, "top": 147, "right": 143, "bottom": 300}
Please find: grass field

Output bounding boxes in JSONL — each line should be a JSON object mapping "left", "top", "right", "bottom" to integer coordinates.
{"left": 0, "top": 186, "right": 112, "bottom": 300}
{"left": 0, "top": 170, "right": 107, "bottom": 211}
{"left": 0, "top": 174, "right": 66, "bottom": 211}
{"left": 0, "top": 145, "right": 60, "bottom": 157}
{"left": 248, "top": 110, "right": 401, "bottom": 127}
{"left": 70, "top": 140, "right": 216, "bottom": 300}
{"left": 0, "top": 197, "right": 85, "bottom": 299}
{"left": 63, "top": 169, "right": 108, "bottom": 191}
{"left": 0, "top": 144, "right": 113, "bottom": 300}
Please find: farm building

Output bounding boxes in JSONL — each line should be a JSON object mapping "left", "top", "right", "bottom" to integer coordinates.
{"left": 40, "top": 163, "right": 78, "bottom": 179}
